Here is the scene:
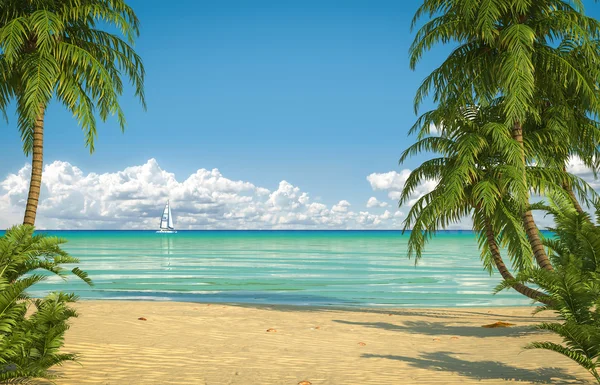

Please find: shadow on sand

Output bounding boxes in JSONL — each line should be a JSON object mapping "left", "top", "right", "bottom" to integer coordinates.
{"left": 332, "top": 319, "right": 541, "bottom": 338}
{"left": 363, "top": 351, "right": 589, "bottom": 384}
{"left": 228, "top": 303, "right": 558, "bottom": 322}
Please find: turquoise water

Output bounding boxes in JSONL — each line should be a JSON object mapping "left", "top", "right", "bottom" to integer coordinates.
{"left": 18, "top": 230, "right": 531, "bottom": 308}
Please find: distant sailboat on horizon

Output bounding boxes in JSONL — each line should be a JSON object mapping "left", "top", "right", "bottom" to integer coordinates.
{"left": 156, "top": 201, "right": 177, "bottom": 234}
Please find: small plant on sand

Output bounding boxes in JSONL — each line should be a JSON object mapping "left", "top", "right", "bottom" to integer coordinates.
{"left": 0, "top": 225, "right": 92, "bottom": 382}
{"left": 497, "top": 193, "right": 600, "bottom": 383}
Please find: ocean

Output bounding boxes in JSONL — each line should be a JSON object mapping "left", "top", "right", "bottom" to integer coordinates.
{"left": 18, "top": 230, "right": 532, "bottom": 308}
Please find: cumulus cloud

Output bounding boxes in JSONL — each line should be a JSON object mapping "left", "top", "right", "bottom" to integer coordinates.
{"left": 366, "top": 170, "right": 410, "bottom": 192}
{"left": 567, "top": 156, "right": 600, "bottom": 189}
{"left": 11, "top": 158, "right": 596, "bottom": 231}
{"left": 367, "top": 170, "right": 438, "bottom": 207}
{"left": 0, "top": 159, "right": 407, "bottom": 230}
{"left": 331, "top": 200, "right": 351, "bottom": 213}
{"left": 366, "top": 197, "right": 388, "bottom": 208}
{"left": 364, "top": 156, "right": 600, "bottom": 231}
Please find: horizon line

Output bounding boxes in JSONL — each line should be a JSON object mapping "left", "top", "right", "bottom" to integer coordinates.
{"left": 4, "top": 229, "right": 484, "bottom": 232}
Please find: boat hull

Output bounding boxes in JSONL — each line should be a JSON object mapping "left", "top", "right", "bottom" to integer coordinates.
{"left": 156, "top": 230, "right": 177, "bottom": 234}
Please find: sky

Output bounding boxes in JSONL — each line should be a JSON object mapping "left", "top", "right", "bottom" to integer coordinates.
{"left": 1, "top": 0, "right": 600, "bottom": 229}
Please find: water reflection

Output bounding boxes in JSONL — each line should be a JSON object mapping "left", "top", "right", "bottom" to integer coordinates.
{"left": 160, "top": 235, "right": 174, "bottom": 269}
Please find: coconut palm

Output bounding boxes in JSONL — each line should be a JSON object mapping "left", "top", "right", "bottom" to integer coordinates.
{"left": 400, "top": 105, "right": 594, "bottom": 300}
{"left": 409, "top": 0, "right": 600, "bottom": 272}
{"left": 0, "top": 0, "right": 146, "bottom": 226}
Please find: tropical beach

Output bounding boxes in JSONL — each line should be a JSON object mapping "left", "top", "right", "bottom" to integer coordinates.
{"left": 3, "top": 0, "right": 600, "bottom": 384}
{"left": 18, "top": 231, "right": 595, "bottom": 384}
{"left": 51, "top": 303, "right": 593, "bottom": 385}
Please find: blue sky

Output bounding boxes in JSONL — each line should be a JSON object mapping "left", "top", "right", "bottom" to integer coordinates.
{"left": 2, "top": 0, "right": 600, "bottom": 229}
{"left": 2, "top": 1, "right": 425, "bottom": 203}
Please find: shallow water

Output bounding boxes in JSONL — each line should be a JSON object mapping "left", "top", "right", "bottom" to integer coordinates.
{"left": 18, "top": 230, "right": 531, "bottom": 307}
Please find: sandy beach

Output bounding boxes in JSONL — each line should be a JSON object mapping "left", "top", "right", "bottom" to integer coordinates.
{"left": 39, "top": 301, "right": 593, "bottom": 385}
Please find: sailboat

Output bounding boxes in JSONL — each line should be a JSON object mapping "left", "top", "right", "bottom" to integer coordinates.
{"left": 156, "top": 200, "right": 177, "bottom": 234}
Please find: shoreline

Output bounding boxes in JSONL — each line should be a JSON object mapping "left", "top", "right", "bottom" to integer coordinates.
{"left": 71, "top": 297, "right": 536, "bottom": 310}
{"left": 44, "top": 301, "right": 592, "bottom": 385}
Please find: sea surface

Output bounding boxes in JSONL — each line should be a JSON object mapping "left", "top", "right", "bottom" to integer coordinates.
{"left": 16, "top": 230, "right": 534, "bottom": 308}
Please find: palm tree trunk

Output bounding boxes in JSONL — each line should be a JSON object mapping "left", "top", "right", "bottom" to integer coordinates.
{"left": 483, "top": 218, "right": 548, "bottom": 302}
{"left": 512, "top": 122, "right": 553, "bottom": 271}
{"left": 562, "top": 166, "right": 585, "bottom": 214}
{"left": 23, "top": 105, "right": 45, "bottom": 226}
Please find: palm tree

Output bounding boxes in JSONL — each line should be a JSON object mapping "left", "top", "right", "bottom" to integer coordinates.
{"left": 0, "top": 0, "right": 146, "bottom": 225}
{"left": 409, "top": 0, "right": 600, "bottom": 272}
{"left": 400, "top": 106, "right": 594, "bottom": 300}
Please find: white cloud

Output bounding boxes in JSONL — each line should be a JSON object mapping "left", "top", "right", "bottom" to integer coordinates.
{"left": 367, "top": 170, "right": 411, "bottom": 192}
{"left": 567, "top": 156, "right": 599, "bottom": 189}
{"left": 567, "top": 156, "right": 590, "bottom": 175}
{"left": 363, "top": 156, "right": 600, "bottom": 231}
{"left": 331, "top": 200, "right": 351, "bottom": 213}
{"left": 0, "top": 159, "right": 405, "bottom": 230}
{"left": 366, "top": 196, "right": 388, "bottom": 208}
{"left": 367, "top": 170, "right": 437, "bottom": 206}
{"left": 429, "top": 122, "right": 442, "bottom": 136}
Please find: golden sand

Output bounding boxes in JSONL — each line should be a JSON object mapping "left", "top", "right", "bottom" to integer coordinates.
{"left": 44, "top": 301, "right": 593, "bottom": 384}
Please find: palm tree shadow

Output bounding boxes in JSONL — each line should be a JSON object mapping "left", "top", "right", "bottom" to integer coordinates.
{"left": 334, "top": 319, "right": 540, "bottom": 338}
{"left": 229, "top": 304, "right": 554, "bottom": 322}
{"left": 363, "top": 352, "right": 589, "bottom": 384}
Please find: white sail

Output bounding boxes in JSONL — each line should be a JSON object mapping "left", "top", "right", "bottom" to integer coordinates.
{"left": 159, "top": 201, "right": 173, "bottom": 229}
{"left": 167, "top": 203, "right": 174, "bottom": 229}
